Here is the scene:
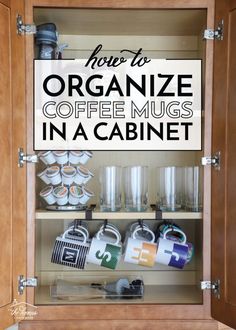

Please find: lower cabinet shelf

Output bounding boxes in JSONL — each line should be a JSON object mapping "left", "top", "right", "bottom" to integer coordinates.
{"left": 35, "top": 284, "right": 202, "bottom": 305}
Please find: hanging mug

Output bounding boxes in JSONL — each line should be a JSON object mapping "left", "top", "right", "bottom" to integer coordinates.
{"left": 159, "top": 225, "right": 194, "bottom": 265}
{"left": 124, "top": 226, "right": 157, "bottom": 267}
{"left": 87, "top": 226, "right": 122, "bottom": 270}
{"left": 51, "top": 227, "right": 90, "bottom": 269}
{"left": 156, "top": 227, "right": 189, "bottom": 269}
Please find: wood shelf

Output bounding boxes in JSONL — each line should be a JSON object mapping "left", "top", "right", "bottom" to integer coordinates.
{"left": 35, "top": 209, "right": 202, "bottom": 220}
{"left": 35, "top": 285, "right": 202, "bottom": 305}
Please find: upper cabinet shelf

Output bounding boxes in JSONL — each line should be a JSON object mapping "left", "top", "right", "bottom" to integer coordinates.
{"left": 35, "top": 209, "right": 202, "bottom": 220}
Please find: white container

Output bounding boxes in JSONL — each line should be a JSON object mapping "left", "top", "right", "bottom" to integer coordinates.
{"left": 69, "top": 185, "right": 84, "bottom": 205}
{"left": 68, "top": 151, "right": 83, "bottom": 164}
{"left": 38, "top": 151, "right": 56, "bottom": 165}
{"left": 46, "top": 166, "right": 61, "bottom": 185}
{"left": 53, "top": 186, "right": 68, "bottom": 205}
{"left": 53, "top": 151, "right": 68, "bottom": 165}
{"left": 40, "top": 186, "right": 56, "bottom": 205}
{"left": 74, "top": 165, "right": 94, "bottom": 185}
{"left": 79, "top": 187, "right": 94, "bottom": 205}
{"left": 61, "top": 165, "right": 76, "bottom": 185}
{"left": 37, "top": 168, "right": 51, "bottom": 184}
{"left": 79, "top": 151, "right": 93, "bottom": 165}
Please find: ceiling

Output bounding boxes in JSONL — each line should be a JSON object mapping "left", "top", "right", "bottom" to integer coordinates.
{"left": 34, "top": 9, "right": 207, "bottom": 36}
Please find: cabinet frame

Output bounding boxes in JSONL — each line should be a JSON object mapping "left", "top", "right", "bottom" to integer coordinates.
{"left": 25, "top": 0, "right": 214, "bottom": 321}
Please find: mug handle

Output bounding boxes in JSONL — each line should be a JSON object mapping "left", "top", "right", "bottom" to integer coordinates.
{"left": 68, "top": 225, "right": 89, "bottom": 239}
{"left": 62, "top": 228, "right": 87, "bottom": 243}
{"left": 96, "top": 227, "right": 120, "bottom": 245}
{"left": 99, "top": 224, "right": 121, "bottom": 241}
{"left": 132, "top": 227, "right": 155, "bottom": 243}
{"left": 163, "top": 227, "right": 187, "bottom": 244}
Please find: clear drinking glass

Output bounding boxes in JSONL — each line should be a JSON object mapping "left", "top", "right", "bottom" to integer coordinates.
{"left": 184, "top": 166, "right": 203, "bottom": 211}
{"left": 124, "top": 166, "right": 148, "bottom": 212}
{"left": 157, "top": 166, "right": 184, "bottom": 211}
{"left": 100, "top": 166, "right": 122, "bottom": 212}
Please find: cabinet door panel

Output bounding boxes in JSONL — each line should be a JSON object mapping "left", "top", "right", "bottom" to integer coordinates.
{"left": 0, "top": 0, "right": 12, "bottom": 310}
{"left": 212, "top": 0, "right": 236, "bottom": 328}
{"left": 0, "top": 0, "right": 26, "bottom": 328}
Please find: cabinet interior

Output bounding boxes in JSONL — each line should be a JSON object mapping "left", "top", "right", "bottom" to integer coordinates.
{"left": 33, "top": 7, "right": 207, "bottom": 305}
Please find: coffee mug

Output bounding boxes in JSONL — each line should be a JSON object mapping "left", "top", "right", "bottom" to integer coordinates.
{"left": 156, "top": 228, "right": 189, "bottom": 269}
{"left": 51, "top": 227, "right": 90, "bottom": 269}
{"left": 87, "top": 227, "right": 121, "bottom": 269}
{"left": 124, "top": 226, "right": 157, "bottom": 267}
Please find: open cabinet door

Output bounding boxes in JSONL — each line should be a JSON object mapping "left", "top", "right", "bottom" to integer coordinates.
{"left": 0, "top": 0, "right": 27, "bottom": 329}
{"left": 212, "top": 0, "right": 236, "bottom": 329}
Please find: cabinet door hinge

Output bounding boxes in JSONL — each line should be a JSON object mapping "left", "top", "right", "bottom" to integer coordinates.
{"left": 201, "top": 151, "right": 221, "bottom": 170}
{"left": 203, "top": 20, "right": 224, "bottom": 40}
{"left": 18, "top": 147, "right": 38, "bottom": 167}
{"left": 18, "top": 275, "right": 38, "bottom": 295}
{"left": 17, "top": 14, "right": 36, "bottom": 35}
{"left": 200, "top": 280, "right": 220, "bottom": 299}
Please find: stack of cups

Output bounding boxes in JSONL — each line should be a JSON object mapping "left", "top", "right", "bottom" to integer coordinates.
{"left": 157, "top": 166, "right": 202, "bottom": 212}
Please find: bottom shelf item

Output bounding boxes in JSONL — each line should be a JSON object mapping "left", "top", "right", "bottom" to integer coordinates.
{"left": 50, "top": 277, "right": 144, "bottom": 301}
{"left": 35, "top": 283, "right": 202, "bottom": 305}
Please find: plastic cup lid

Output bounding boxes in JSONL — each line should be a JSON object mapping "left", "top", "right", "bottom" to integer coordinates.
{"left": 46, "top": 166, "right": 60, "bottom": 177}
{"left": 40, "top": 186, "right": 53, "bottom": 196}
{"left": 70, "top": 185, "right": 83, "bottom": 197}
{"left": 38, "top": 168, "right": 48, "bottom": 176}
{"left": 53, "top": 151, "right": 67, "bottom": 156}
{"left": 70, "top": 151, "right": 83, "bottom": 156}
{"left": 83, "top": 187, "right": 94, "bottom": 197}
{"left": 38, "top": 151, "right": 51, "bottom": 157}
{"left": 77, "top": 165, "right": 90, "bottom": 176}
{"left": 62, "top": 165, "right": 76, "bottom": 177}
{"left": 84, "top": 151, "right": 93, "bottom": 157}
{"left": 53, "top": 186, "right": 68, "bottom": 197}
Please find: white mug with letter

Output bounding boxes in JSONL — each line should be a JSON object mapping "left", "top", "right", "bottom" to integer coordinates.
{"left": 87, "top": 226, "right": 122, "bottom": 270}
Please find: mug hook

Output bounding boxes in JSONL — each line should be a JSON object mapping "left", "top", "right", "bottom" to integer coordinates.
{"left": 103, "top": 219, "right": 108, "bottom": 233}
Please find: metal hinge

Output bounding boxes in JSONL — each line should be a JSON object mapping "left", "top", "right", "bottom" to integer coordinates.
{"left": 203, "top": 20, "right": 224, "bottom": 40}
{"left": 18, "top": 275, "right": 38, "bottom": 295}
{"left": 18, "top": 147, "right": 38, "bottom": 167}
{"left": 201, "top": 280, "right": 220, "bottom": 299}
{"left": 17, "top": 14, "right": 36, "bottom": 35}
{"left": 201, "top": 151, "right": 221, "bottom": 170}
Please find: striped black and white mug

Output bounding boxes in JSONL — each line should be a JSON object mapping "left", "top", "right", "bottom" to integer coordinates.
{"left": 51, "top": 227, "right": 90, "bottom": 269}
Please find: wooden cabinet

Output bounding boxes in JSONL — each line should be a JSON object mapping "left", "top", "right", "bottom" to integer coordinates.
{"left": 0, "top": 0, "right": 236, "bottom": 329}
